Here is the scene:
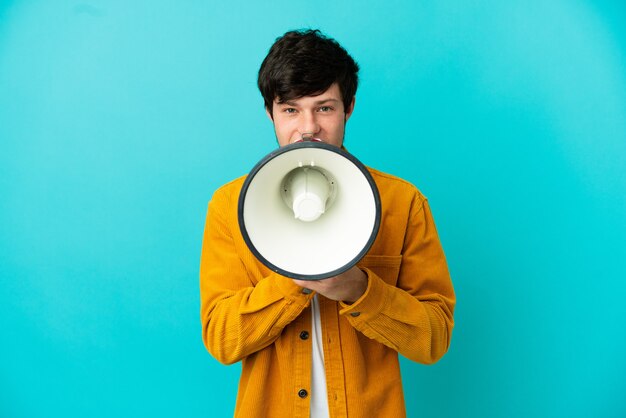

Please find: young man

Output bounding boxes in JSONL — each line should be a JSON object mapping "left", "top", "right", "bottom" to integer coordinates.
{"left": 200, "top": 29, "right": 455, "bottom": 418}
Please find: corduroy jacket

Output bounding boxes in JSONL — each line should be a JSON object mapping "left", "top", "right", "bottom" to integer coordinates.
{"left": 200, "top": 166, "right": 455, "bottom": 418}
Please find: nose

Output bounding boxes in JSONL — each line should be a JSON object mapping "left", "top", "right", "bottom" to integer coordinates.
{"left": 299, "top": 111, "right": 321, "bottom": 138}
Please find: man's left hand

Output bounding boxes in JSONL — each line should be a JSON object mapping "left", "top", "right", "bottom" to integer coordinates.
{"left": 293, "top": 266, "right": 368, "bottom": 303}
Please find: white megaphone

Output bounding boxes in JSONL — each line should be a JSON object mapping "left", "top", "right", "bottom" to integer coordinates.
{"left": 238, "top": 140, "right": 381, "bottom": 280}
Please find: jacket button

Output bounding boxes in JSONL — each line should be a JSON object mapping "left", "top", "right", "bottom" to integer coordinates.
{"left": 298, "top": 389, "right": 308, "bottom": 398}
{"left": 350, "top": 312, "right": 361, "bottom": 317}
{"left": 299, "top": 331, "right": 309, "bottom": 340}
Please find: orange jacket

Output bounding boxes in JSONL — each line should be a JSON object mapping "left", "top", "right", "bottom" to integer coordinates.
{"left": 200, "top": 167, "right": 455, "bottom": 418}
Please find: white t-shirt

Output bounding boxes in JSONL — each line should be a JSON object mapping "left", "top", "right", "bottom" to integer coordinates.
{"left": 310, "top": 295, "right": 329, "bottom": 418}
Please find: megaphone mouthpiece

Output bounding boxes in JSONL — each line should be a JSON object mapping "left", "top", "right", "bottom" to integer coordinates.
{"left": 298, "top": 133, "right": 322, "bottom": 142}
{"left": 285, "top": 167, "right": 330, "bottom": 222}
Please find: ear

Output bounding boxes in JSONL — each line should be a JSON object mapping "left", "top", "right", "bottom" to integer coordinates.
{"left": 344, "top": 96, "right": 356, "bottom": 122}
{"left": 265, "top": 107, "right": 274, "bottom": 121}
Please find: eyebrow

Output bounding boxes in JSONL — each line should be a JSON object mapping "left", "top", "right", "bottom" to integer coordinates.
{"left": 279, "top": 98, "right": 340, "bottom": 106}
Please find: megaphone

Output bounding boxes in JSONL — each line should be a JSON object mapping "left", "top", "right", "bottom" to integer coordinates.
{"left": 238, "top": 141, "right": 381, "bottom": 281}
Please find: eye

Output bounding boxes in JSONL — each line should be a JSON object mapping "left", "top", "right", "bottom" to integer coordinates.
{"left": 318, "top": 106, "right": 333, "bottom": 112}
{"left": 283, "top": 108, "right": 297, "bottom": 114}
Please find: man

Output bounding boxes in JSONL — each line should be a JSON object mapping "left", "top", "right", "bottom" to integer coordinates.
{"left": 200, "top": 29, "right": 455, "bottom": 418}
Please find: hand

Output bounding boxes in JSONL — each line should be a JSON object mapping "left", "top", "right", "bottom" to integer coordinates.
{"left": 293, "top": 266, "right": 368, "bottom": 303}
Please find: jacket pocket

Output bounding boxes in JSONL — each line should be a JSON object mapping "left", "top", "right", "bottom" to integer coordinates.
{"left": 357, "top": 255, "right": 402, "bottom": 286}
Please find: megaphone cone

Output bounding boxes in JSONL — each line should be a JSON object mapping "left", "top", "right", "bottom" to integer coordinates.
{"left": 238, "top": 141, "right": 381, "bottom": 280}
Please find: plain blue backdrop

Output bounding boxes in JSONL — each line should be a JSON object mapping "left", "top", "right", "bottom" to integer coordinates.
{"left": 1, "top": 1, "right": 625, "bottom": 417}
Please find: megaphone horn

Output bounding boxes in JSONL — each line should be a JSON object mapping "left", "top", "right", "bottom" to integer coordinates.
{"left": 238, "top": 141, "right": 381, "bottom": 280}
{"left": 238, "top": 141, "right": 381, "bottom": 281}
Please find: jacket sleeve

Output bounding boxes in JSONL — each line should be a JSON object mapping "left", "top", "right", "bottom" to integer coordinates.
{"left": 339, "top": 195, "right": 455, "bottom": 364}
{"left": 199, "top": 185, "right": 313, "bottom": 365}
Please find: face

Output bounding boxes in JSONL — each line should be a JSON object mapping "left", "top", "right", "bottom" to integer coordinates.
{"left": 267, "top": 83, "right": 355, "bottom": 148}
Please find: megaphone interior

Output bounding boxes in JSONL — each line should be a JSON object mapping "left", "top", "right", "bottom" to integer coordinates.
{"left": 238, "top": 141, "right": 381, "bottom": 280}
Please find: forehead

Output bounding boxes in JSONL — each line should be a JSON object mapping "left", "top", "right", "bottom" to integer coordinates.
{"left": 275, "top": 83, "right": 342, "bottom": 105}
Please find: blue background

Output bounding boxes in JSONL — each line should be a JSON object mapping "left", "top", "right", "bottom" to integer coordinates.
{"left": 1, "top": 1, "right": 625, "bottom": 417}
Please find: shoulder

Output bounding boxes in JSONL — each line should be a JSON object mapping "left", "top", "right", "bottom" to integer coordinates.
{"left": 208, "top": 175, "right": 248, "bottom": 212}
{"left": 366, "top": 167, "right": 427, "bottom": 209}
{"left": 211, "top": 175, "right": 247, "bottom": 198}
